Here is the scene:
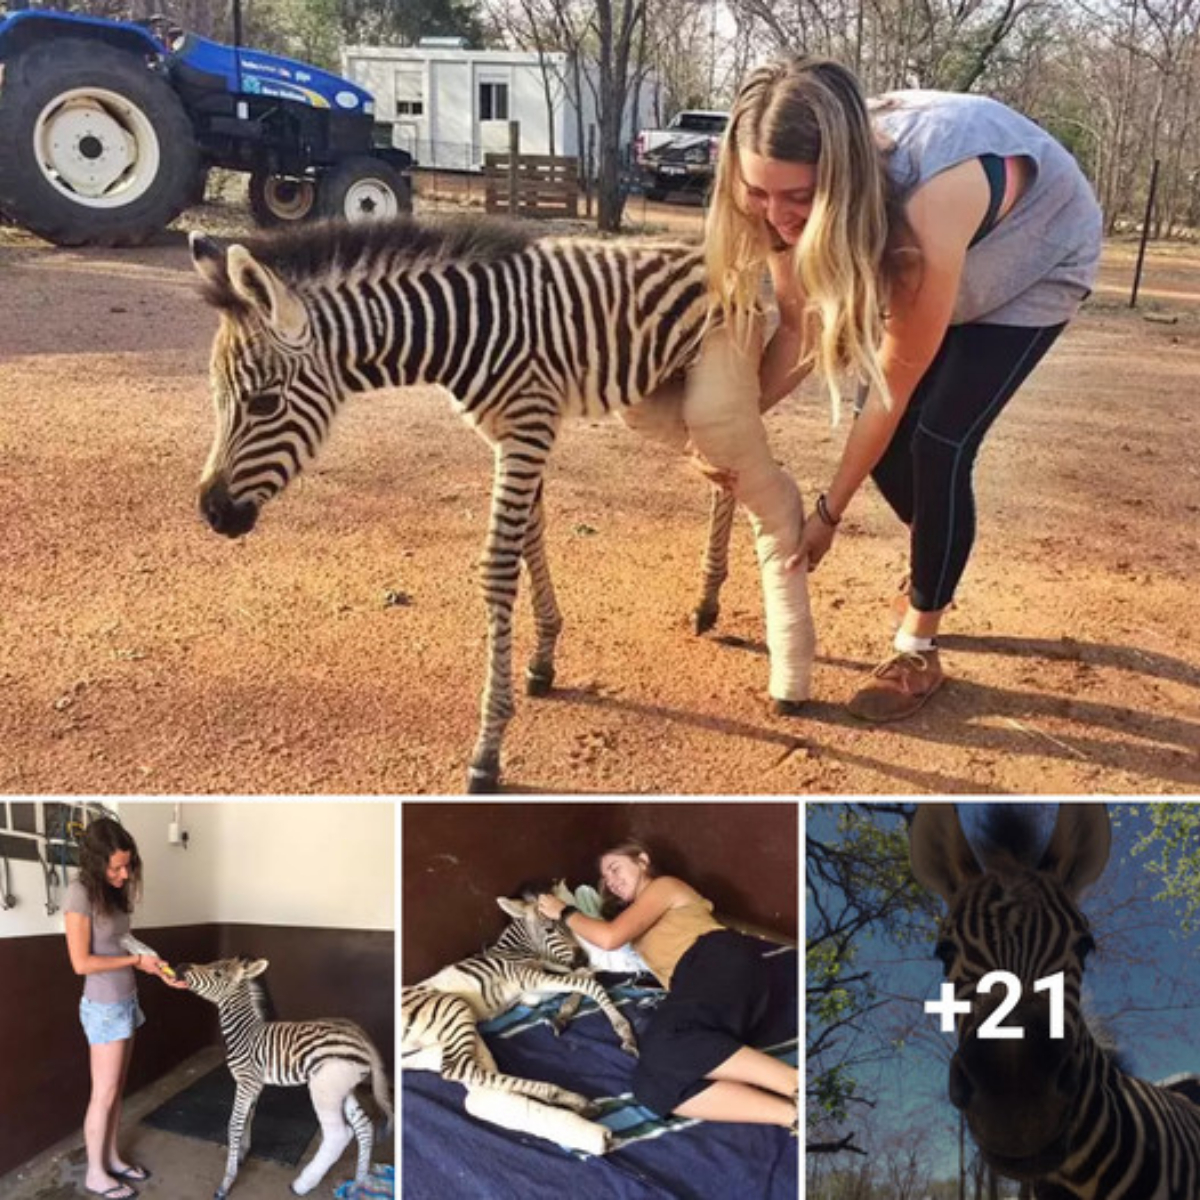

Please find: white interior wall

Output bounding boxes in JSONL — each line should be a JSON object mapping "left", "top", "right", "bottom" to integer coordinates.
{"left": 0, "top": 800, "right": 393, "bottom": 939}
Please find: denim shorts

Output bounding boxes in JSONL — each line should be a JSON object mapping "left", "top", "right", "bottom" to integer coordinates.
{"left": 80, "top": 994, "right": 145, "bottom": 1046}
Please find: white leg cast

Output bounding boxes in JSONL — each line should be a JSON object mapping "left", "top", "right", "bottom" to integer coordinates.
{"left": 618, "top": 380, "right": 689, "bottom": 452}
{"left": 682, "top": 326, "right": 815, "bottom": 704}
{"left": 290, "top": 1062, "right": 363, "bottom": 1196}
{"left": 464, "top": 1086, "right": 611, "bottom": 1156}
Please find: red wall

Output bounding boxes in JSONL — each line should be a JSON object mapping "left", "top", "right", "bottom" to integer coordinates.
{"left": 402, "top": 801, "right": 797, "bottom": 984}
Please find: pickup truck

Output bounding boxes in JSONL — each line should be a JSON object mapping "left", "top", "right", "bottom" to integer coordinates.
{"left": 634, "top": 109, "right": 729, "bottom": 202}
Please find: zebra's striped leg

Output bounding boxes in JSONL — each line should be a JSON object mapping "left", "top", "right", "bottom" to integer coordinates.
{"left": 290, "top": 1061, "right": 360, "bottom": 1195}
{"left": 694, "top": 485, "right": 737, "bottom": 634}
{"left": 342, "top": 1093, "right": 374, "bottom": 1196}
{"left": 468, "top": 430, "right": 557, "bottom": 793}
{"left": 237, "top": 1093, "right": 258, "bottom": 1164}
{"left": 551, "top": 991, "right": 584, "bottom": 1034}
{"left": 557, "top": 972, "right": 638, "bottom": 1057}
{"left": 217, "top": 1080, "right": 261, "bottom": 1199}
{"left": 522, "top": 488, "right": 562, "bottom": 697}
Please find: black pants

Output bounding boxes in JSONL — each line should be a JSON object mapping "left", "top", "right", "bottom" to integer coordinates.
{"left": 632, "top": 931, "right": 772, "bottom": 1116}
{"left": 869, "top": 321, "right": 1066, "bottom": 613}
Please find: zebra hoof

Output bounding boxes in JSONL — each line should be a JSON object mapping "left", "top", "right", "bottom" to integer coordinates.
{"left": 772, "top": 697, "right": 806, "bottom": 718}
{"left": 525, "top": 666, "right": 555, "bottom": 697}
{"left": 692, "top": 606, "right": 719, "bottom": 635}
{"left": 467, "top": 763, "right": 500, "bottom": 793}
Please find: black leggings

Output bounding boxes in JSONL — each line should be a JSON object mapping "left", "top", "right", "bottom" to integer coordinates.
{"left": 869, "top": 321, "right": 1066, "bottom": 613}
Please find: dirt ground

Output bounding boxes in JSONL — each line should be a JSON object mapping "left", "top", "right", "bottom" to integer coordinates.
{"left": 1, "top": 189, "right": 1198, "bottom": 795}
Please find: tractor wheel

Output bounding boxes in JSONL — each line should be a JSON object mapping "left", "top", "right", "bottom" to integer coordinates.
{"left": 248, "top": 171, "right": 318, "bottom": 228}
{"left": 644, "top": 187, "right": 669, "bottom": 203}
{"left": 317, "top": 156, "right": 412, "bottom": 223}
{"left": 0, "top": 39, "right": 200, "bottom": 247}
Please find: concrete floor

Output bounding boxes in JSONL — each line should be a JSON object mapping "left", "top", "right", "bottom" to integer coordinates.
{"left": 0, "top": 1047, "right": 395, "bottom": 1200}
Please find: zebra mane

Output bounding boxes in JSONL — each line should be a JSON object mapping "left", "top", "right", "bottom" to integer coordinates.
{"left": 244, "top": 973, "right": 278, "bottom": 1023}
{"left": 199, "top": 216, "right": 537, "bottom": 313}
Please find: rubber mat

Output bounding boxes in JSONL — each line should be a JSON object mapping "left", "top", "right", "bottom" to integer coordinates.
{"left": 140, "top": 1065, "right": 317, "bottom": 1166}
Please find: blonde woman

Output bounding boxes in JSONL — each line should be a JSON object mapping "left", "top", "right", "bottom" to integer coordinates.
{"left": 537, "top": 839, "right": 796, "bottom": 1129}
{"left": 707, "top": 56, "right": 1102, "bottom": 720}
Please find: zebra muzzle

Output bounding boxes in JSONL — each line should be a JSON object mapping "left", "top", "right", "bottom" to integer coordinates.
{"left": 200, "top": 479, "right": 259, "bottom": 538}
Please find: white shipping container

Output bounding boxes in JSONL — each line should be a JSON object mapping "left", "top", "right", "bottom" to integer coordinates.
{"left": 341, "top": 45, "right": 662, "bottom": 172}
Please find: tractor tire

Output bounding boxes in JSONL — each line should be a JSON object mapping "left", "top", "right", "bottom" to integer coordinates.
{"left": 645, "top": 187, "right": 669, "bottom": 203}
{"left": 248, "top": 171, "right": 319, "bottom": 228}
{"left": 0, "top": 39, "right": 200, "bottom": 247}
{"left": 317, "top": 156, "right": 412, "bottom": 223}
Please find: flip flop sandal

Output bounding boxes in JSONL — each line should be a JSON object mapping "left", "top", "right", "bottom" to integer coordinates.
{"left": 86, "top": 1184, "right": 138, "bottom": 1200}
{"left": 111, "top": 1166, "right": 152, "bottom": 1183}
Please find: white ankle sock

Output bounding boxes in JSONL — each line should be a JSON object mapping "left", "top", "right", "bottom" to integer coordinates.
{"left": 894, "top": 629, "right": 937, "bottom": 655}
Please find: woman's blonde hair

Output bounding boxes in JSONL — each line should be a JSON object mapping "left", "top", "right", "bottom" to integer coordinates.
{"left": 707, "top": 56, "right": 913, "bottom": 417}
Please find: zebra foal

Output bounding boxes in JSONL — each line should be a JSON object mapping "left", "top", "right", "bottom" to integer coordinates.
{"left": 180, "top": 957, "right": 392, "bottom": 1200}
{"left": 910, "top": 803, "right": 1200, "bottom": 1199}
{"left": 403, "top": 890, "right": 637, "bottom": 1154}
{"left": 189, "top": 216, "right": 814, "bottom": 793}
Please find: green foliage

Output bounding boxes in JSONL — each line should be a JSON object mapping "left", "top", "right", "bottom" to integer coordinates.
{"left": 806, "top": 803, "right": 935, "bottom": 1152}
{"left": 1128, "top": 803, "right": 1200, "bottom": 933}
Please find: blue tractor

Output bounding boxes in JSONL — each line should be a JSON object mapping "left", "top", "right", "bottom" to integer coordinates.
{"left": 0, "top": 4, "right": 413, "bottom": 245}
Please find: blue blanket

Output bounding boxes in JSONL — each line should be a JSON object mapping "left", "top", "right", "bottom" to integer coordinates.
{"left": 402, "top": 942, "right": 798, "bottom": 1200}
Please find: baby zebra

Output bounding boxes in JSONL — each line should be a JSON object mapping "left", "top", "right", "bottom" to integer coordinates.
{"left": 403, "top": 891, "right": 637, "bottom": 1154}
{"left": 180, "top": 957, "right": 392, "bottom": 1200}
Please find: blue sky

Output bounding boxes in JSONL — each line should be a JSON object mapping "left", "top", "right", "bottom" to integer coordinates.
{"left": 806, "top": 800, "right": 1200, "bottom": 1182}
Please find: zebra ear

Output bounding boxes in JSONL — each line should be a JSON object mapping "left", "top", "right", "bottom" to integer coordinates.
{"left": 189, "top": 231, "right": 228, "bottom": 287}
{"left": 497, "top": 896, "right": 532, "bottom": 920}
{"left": 551, "top": 879, "right": 575, "bottom": 905}
{"left": 910, "top": 803, "right": 982, "bottom": 903}
{"left": 1038, "top": 803, "right": 1110, "bottom": 898}
{"left": 225, "top": 244, "right": 309, "bottom": 343}
{"left": 240, "top": 957, "right": 269, "bottom": 978}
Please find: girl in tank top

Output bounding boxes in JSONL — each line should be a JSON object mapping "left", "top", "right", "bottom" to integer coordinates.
{"left": 537, "top": 838, "right": 797, "bottom": 1126}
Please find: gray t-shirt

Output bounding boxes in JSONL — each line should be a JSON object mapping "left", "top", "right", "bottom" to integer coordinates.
{"left": 64, "top": 877, "right": 136, "bottom": 1004}
{"left": 872, "top": 90, "right": 1103, "bottom": 326}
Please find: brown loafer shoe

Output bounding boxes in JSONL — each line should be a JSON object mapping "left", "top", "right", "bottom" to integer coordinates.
{"left": 848, "top": 649, "right": 945, "bottom": 722}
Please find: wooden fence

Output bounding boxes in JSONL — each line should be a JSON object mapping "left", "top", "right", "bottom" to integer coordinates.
{"left": 484, "top": 152, "right": 580, "bottom": 220}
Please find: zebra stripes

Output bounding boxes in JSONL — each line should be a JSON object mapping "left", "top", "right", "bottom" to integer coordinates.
{"left": 181, "top": 956, "right": 392, "bottom": 1200}
{"left": 189, "top": 217, "right": 725, "bottom": 793}
{"left": 911, "top": 804, "right": 1200, "bottom": 1200}
{"left": 402, "top": 893, "right": 636, "bottom": 1147}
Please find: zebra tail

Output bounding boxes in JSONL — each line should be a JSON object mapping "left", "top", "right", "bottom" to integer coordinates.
{"left": 368, "top": 1041, "right": 394, "bottom": 1138}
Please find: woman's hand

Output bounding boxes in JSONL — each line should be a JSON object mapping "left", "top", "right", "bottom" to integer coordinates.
{"left": 787, "top": 511, "right": 837, "bottom": 572}
{"left": 536, "top": 893, "right": 567, "bottom": 921}
{"left": 135, "top": 954, "right": 168, "bottom": 977}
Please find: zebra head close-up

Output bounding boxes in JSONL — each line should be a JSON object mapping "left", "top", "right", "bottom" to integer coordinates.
{"left": 189, "top": 233, "right": 336, "bottom": 538}
{"left": 910, "top": 803, "right": 1200, "bottom": 1199}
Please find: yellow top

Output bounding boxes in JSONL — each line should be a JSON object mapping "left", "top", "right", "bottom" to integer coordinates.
{"left": 634, "top": 898, "right": 724, "bottom": 988}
